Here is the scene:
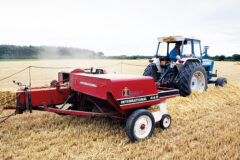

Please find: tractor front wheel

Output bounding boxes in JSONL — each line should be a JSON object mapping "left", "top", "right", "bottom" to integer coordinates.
{"left": 126, "top": 109, "right": 155, "bottom": 142}
{"left": 177, "top": 63, "right": 208, "bottom": 96}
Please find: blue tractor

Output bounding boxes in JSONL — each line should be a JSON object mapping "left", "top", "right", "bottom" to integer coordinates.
{"left": 143, "top": 36, "right": 227, "bottom": 96}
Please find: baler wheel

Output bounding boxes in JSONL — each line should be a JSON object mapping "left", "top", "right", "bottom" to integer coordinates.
{"left": 215, "top": 77, "right": 227, "bottom": 87}
{"left": 159, "top": 114, "right": 171, "bottom": 129}
{"left": 126, "top": 109, "right": 155, "bottom": 142}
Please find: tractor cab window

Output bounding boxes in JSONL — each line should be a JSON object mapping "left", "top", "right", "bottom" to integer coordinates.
{"left": 158, "top": 42, "right": 168, "bottom": 56}
{"left": 194, "top": 41, "right": 201, "bottom": 58}
{"left": 157, "top": 42, "right": 180, "bottom": 57}
{"left": 182, "top": 40, "right": 192, "bottom": 57}
{"left": 168, "top": 43, "right": 176, "bottom": 55}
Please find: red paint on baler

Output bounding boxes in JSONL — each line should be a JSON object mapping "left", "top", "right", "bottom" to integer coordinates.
{"left": 70, "top": 73, "right": 161, "bottom": 110}
{"left": 17, "top": 86, "right": 70, "bottom": 107}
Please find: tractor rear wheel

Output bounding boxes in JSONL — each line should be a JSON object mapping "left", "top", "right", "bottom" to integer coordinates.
{"left": 126, "top": 109, "right": 155, "bottom": 142}
{"left": 177, "top": 62, "right": 208, "bottom": 96}
{"left": 143, "top": 63, "right": 158, "bottom": 81}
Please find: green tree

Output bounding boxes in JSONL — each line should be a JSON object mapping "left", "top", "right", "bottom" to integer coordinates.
{"left": 218, "top": 55, "right": 226, "bottom": 61}
{"left": 232, "top": 54, "right": 240, "bottom": 61}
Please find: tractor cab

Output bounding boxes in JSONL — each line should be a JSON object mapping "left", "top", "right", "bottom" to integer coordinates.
{"left": 156, "top": 36, "right": 202, "bottom": 60}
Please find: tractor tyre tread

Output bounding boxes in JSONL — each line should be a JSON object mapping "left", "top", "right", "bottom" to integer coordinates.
{"left": 177, "top": 62, "right": 207, "bottom": 97}
{"left": 143, "top": 63, "right": 158, "bottom": 82}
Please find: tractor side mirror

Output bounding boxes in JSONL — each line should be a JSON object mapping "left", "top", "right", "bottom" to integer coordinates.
{"left": 202, "top": 51, "right": 206, "bottom": 57}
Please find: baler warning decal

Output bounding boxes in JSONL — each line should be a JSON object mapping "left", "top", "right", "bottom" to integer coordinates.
{"left": 80, "top": 81, "right": 97, "bottom": 87}
{"left": 117, "top": 94, "right": 158, "bottom": 105}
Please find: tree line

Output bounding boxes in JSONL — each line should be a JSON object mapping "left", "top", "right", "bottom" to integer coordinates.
{"left": 208, "top": 54, "right": 240, "bottom": 61}
{"left": 0, "top": 45, "right": 104, "bottom": 59}
{"left": 107, "top": 54, "right": 240, "bottom": 61}
{"left": 0, "top": 45, "right": 239, "bottom": 61}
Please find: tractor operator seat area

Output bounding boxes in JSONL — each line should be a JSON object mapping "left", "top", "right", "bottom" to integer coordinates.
{"left": 157, "top": 42, "right": 179, "bottom": 57}
{"left": 157, "top": 41, "right": 180, "bottom": 65}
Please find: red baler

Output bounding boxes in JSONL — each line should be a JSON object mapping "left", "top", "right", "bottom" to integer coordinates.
{"left": 5, "top": 68, "right": 179, "bottom": 142}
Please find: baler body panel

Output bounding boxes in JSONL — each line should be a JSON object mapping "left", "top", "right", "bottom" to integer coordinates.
{"left": 70, "top": 73, "right": 161, "bottom": 110}
{"left": 71, "top": 73, "right": 111, "bottom": 100}
{"left": 17, "top": 87, "right": 70, "bottom": 107}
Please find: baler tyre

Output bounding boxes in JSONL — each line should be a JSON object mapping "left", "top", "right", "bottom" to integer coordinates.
{"left": 126, "top": 109, "right": 155, "bottom": 142}
{"left": 177, "top": 63, "right": 208, "bottom": 97}
{"left": 159, "top": 114, "right": 171, "bottom": 130}
{"left": 215, "top": 77, "right": 227, "bottom": 87}
{"left": 143, "top": 63, "right": 158, "bottom": 82}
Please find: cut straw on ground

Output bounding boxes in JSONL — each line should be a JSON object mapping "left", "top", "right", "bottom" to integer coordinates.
{"left": 0, "top": 60, "right": 239, "bottom": 160}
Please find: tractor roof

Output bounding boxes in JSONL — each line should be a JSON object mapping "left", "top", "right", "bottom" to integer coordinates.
{"left": 157, "top": 36, "right": 199, "bottom": 42}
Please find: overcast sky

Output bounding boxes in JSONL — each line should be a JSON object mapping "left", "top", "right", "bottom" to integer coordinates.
{"left": 0, "top": 0, "right": 239, "bottom": 56}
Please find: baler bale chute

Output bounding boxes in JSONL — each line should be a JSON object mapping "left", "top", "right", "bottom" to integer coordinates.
{"left": 1, "top": 68, "right": 179, "bottom": 142}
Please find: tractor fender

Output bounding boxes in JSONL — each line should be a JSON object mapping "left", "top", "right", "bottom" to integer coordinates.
{"left": 152, "top": 58, "right": 161, "bottom": 72}
{"left": 175, "top": 58, "right": 201, "bottom": 73}
{"left": 180, "top": 58, "right": 201, "bottom": 65}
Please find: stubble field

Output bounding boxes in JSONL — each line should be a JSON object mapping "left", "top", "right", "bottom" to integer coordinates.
{"left": 0, "top": 59, "right": 240, "bottom": 160}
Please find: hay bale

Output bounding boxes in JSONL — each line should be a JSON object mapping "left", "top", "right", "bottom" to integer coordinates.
{"left": 0, "top": 90, "right": 16, "bottom": 115}
{"left": 0, "top": 105, "right": 3, "bottom": 115}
